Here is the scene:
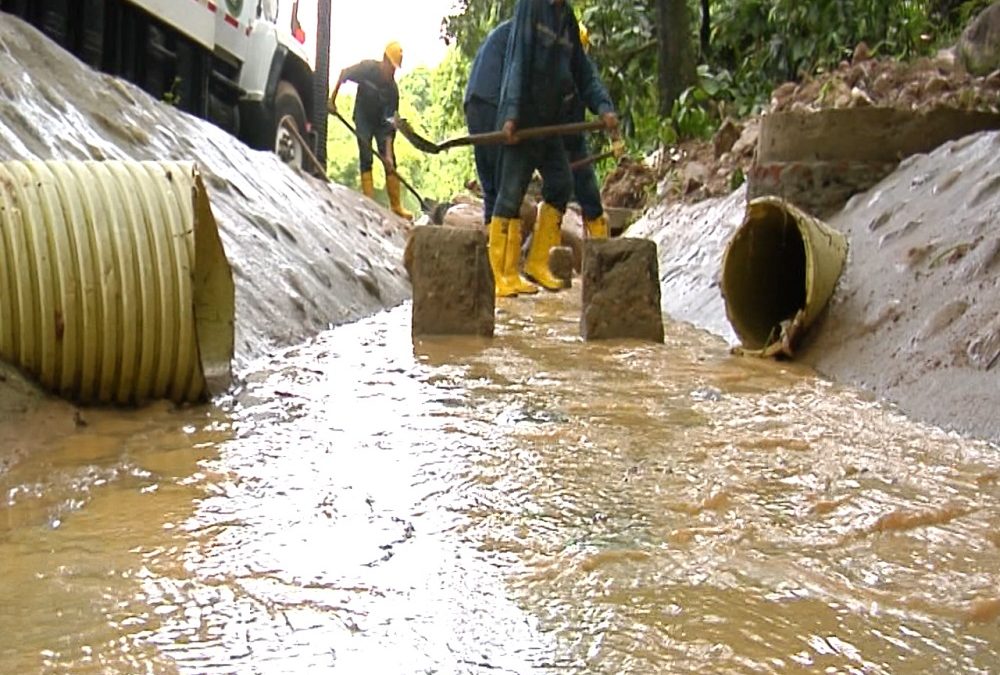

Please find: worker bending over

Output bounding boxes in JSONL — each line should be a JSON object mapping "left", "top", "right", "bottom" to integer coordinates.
{"left": 329, "top": 41, "right": 412, "bottom": 220}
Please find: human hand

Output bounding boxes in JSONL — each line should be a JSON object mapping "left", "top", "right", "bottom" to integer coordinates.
{"left": 602, "top": 111, "right": 619, "bottom": 132}
{"left": 502, "top": 119, "right": 518, "bottom": 144}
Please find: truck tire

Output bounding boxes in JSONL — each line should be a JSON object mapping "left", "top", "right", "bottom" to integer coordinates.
{"left": 274, "top": 80, "right": 307, "bottom": 170}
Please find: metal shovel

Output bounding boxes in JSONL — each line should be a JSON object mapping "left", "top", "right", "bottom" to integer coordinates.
{"left": 331, "top": 110, "right": 431, "bottom": 213}
{"left": 394, "top": 116, "right": 608, "bottom": 155}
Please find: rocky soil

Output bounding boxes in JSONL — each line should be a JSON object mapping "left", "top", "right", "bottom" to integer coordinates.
{"left": 604, "top": 42, "right": 1000, "bottom": 211}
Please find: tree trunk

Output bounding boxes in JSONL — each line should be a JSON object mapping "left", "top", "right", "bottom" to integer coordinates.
{"left": 700, "top": 0, "right": 711, "bottom": 59}
{"left": 657, "top": 0, "right": 697, "bottom": 116}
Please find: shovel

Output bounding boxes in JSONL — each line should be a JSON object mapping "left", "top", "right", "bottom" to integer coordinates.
{"left": 569, "top": 150, "right": 616, "bottom": 171}
{"left": 279, "top": 117, "right": 331, "bottom": 180}
{"left": 330, "top": 110, "right": 432, "bottom": 213}
{"left": 394, "top": 116, "right": 608, "bottom": 155}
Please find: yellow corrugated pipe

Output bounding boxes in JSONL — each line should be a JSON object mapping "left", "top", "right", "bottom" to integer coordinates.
{"left": 0, "top": 161, "right": 234, "bottom": 405}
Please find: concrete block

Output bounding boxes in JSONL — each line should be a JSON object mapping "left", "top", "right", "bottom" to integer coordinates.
{"left": 581, "top": 239, "right": 664, "bottom": 342}
{"left": 409, "top": 226, "right": 494, "bottom": 337}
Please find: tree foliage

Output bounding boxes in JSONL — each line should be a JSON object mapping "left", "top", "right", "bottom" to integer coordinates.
{"left": 328, "top": 0, "right": 989, "bottom": 204}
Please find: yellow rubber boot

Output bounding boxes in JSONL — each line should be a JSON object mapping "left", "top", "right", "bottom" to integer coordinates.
{"left": 386, "top": 174, "right": 414, "bottom": 220}
{"left": 585, "top": 213, "right": 609, "bottom": 239}
{"left": 524, "top": 203, "right": 566, "bottom": 291}
{"left": 488, "top": 217, "right": 518, "bottom": 297}
{"left": 505, "top": 219, "right": 538, "bottom": 295}
{"left": 360, "top": 171, "right": 375, "bottom": 198}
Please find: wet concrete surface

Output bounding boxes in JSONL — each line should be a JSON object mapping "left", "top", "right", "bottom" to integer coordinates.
{"left": 2, "top": 292, "right": 999, "bottom": 673}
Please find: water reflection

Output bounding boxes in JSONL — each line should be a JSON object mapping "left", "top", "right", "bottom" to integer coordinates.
{"left": 1, "top": 292, "right": 998, "bottom": 673}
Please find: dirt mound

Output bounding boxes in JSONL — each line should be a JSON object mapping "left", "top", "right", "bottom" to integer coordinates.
{"left": 601, "top": 158, "right": 657, "bottom": 208}
{"left": 770, "top": 45, "right": 1000, "bottom": 113}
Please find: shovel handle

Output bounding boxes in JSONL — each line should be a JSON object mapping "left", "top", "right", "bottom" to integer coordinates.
{"left": 569, "top": 150, "right": 616, "bottom": 171}
{"left": 280, "top": 117, "right": 328, "bottom": 180}
{"left": 451, "top": 119, "right": 609, "bottom": 149}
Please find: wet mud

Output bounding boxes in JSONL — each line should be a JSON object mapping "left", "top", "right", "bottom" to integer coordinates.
{"left": 2, "top": 295, "right": 999, "bottom": 671}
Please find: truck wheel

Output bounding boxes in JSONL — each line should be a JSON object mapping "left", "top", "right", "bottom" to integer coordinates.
{"left": 274, "top": 80, "right": 307, "bottom": 170}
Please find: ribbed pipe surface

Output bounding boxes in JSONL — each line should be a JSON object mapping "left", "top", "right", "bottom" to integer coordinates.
{"left": 0, "top": 161, "right": 234, "bottom": 404}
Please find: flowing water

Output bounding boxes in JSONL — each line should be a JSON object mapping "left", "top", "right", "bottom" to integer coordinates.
{"left": 2, "top": 292, "right": 999, "bottom": 674}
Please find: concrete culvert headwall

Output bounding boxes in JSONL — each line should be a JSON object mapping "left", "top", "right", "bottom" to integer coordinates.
{"left": 721, "top": 197, "right": 847, "bottom": 351}
{"left": 0, "top": 160, "right": 234, "bottom": 405}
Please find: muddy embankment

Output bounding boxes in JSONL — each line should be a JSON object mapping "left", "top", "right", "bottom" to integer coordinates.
{"left": 0, "top": 14, "right": 411, "bottom": 459}
{"left": 630, "top": 130, "right": 1000, "bottom": 443}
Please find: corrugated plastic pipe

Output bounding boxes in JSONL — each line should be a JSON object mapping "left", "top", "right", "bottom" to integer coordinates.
{"left": 0, "top": 161, "right": 234, "bottom": 405}
{"left": 721, "top": 196, "right": 848, "bottom": 352}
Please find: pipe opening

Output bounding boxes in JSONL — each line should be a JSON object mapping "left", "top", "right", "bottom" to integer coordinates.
{"left": 191, "top": 171, "right": 235, "bottom": 400}
{"left": 722, "top": 201, "right": 808, "bottom": 350}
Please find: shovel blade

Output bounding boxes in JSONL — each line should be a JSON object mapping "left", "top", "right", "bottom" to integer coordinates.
{"left": 394, "top": 117, "right": 443, "bottom": 154}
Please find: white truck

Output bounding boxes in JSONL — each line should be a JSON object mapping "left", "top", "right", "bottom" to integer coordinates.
{"left": 0, "top": 0, "right": 330, "bottom": 172}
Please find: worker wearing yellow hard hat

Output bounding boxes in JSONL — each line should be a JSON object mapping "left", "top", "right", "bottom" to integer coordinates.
{"left": 328, "top": 41, "right": 412, "bottom": 219}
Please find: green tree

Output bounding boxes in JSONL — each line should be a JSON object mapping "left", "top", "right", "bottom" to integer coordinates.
{"left": 395, "top": 0, "right": 982, "bottom": 190}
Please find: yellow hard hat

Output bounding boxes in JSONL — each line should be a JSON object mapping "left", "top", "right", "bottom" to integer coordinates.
{"left": 384, "top": 41, "right": 403, "bottom": 68}
{"left": 579, "top": 24, "right": 590, "bottom": 52}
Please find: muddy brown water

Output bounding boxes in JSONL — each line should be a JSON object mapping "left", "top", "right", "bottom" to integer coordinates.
{"left": 2, "top": 291, "right": 999, "bottom": 673}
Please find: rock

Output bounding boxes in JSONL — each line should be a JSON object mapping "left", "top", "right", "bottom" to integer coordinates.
{"left": 770, "top": 81, "right": 797, "bottom": 110}
{"left": 934, "top": 46, "right": 958, "bottom": 69}
{"left": 712, "top": 118, "right": 741, "bottom": 159}
{"left": 923, "top": 75, "right": 951, "bottom": 96}
{"left": 442, "top": 202, "right": 484, "bottom": 231}
{"left": 408, "top": 226, "right": 494, "bottom": 337}
{"left": 683, "top": 176, "right": 704, "bottom": 195}
{"left": 682, "top": 161, "right": 710, "bottom": 187}
{"left": 849, "top": 86, "right": 874, "bottom": 107}
{"left": 560, "top": 208, "right": 584, "bottom": 271}
{"left": 959, "top": 2, "right": 1000, "bottom": 76}
{"left": 580, "top": 239, "right": 664, "bottom": 342}
{"left": 968, "top": 315, "right": 1000, "bottom": 371}
{"left": 731, "top": 119, "right": 760, "bottom": 158}
{"left": 845, "top": 63, "right": 866, "bottom": 87}
{"left": 549, "top": 246, "right": 575, "bottom": 286}
{"left": 852, "top": 41, "right": 872, "bottom": 64}
{"left": 872, "top": 71, "right": 897, "bottom": 98}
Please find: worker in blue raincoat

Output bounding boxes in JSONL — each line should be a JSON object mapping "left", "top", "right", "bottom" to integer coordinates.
{"left": 465, "top": 20, "right": 538, "bottom": 296}
{"left": 490, "top": 0, "right": 618, "bottom": 296}
{"left": 465, "top": 20, "right": 511, "bottom": 225}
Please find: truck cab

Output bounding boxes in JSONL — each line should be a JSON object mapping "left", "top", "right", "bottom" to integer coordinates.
{"left": 0, "top": 0, "right": 328, "bottom": 171}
